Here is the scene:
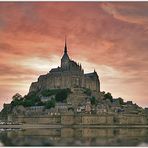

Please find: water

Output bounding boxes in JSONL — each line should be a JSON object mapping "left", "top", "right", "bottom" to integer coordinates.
{"left": 0, "top": 127, "right": 148, "bottom": 146}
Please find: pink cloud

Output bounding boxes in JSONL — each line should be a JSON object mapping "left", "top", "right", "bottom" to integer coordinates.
{"left": 0, "top": 2, "right": 148, "bottom": 109}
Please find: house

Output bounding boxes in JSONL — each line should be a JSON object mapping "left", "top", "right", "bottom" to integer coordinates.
{"left": 77, "top": 107, "right": 81, "bottom": 113}
{"left": 55, "top": 103, "right": 68, "bottom": 112}
{"left": 26, "top": 106, "right": 44, "bottom": 113}
{"left": 126, "top": 101, "right": 133, "bottom": 106}
{"left": 12, "top": 105, "right": 26, "bottom": 115}
{"left": 76, "top": 104, "right": 85, "bottom": 113}
{"left": 91, "top": 105, "right": 96, "bottom": 114}
{"left": 144, "top": 108, "right": 148, "bottom": 114}
{"left": 45, "top": 108, "right": 59, "bottom": 115}
{"left": 85, "top": 100, "right": 91, "bottom": 113}
{"left": 40, "top": 95, "right": 54, "bottom": 103}
{"left": 96, "top": 104, "right": 107, "bottom": 114}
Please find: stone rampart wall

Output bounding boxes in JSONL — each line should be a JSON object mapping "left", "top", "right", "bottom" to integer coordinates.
{"left": 9, "top": 114, "right": 148, "bottom": 125}
{"left": 117, "top": 114, "right": 147, "bottom": 124}
{"left": 81, "top": 115, "right": 113, "bottom": 125}
{"left": 12, "top": 115, "right": 60, "bottom": 124}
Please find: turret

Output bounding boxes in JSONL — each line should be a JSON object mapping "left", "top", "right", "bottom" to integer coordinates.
{"left": 93, "top": 69, "right": 98, "bottom": 78}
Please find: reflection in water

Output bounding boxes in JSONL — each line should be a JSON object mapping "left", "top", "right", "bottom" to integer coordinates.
{"left": 0, "top": 127, "right": 148, "bottom": 146}
{"left": 0, "top": 141, "right": 3, "bottom": 147}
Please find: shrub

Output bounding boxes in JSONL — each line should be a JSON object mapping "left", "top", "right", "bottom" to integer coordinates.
{"left": 90, "top": 96, "right": 97, "bottom": 105}
{"left": 41, "top": 88, "right": 71, "bottom": 97}
{"left": 45, "top": 99, "right": 55, "bottom": 109}
{"left": 117, "top": 97, "right": 124, "bottom": 105}
{"left": 104, "top": 92, "right": 113, "bottom": 102}
{"left": 55, "top": 89, "right": 68, "bottom": 102}
{"left": 83, "top": 88, "right": 92, "bottom": 96}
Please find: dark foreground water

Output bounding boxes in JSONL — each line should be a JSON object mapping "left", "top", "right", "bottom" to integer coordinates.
{"left": 0, "top": 127, "right": 148, "bottom": 146}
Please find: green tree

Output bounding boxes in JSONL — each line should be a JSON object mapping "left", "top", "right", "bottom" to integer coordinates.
{"left": 90, "top": 96, "right": 97, "bottom": 105}
{"left": 45, "top": 99, "right": 55, "bottom": 109}
{"left": 83, "top": 88, "right": 92, "bottom": 96}
{"left": 117, "top": 97, "right": 124, "bottom": 105}
{"left": 11, "top": 98, "right": 24, "bottom": 107}
{"left": 104, "top": 92, "right": 113, "bottom": 102}
{"left": 41, "top": 89, "right": 55, "bottom": 97}
{"left": 22, "top": 99, "right": 34, "bottom": 107}
{"left": 55, "top": 89, "right": 68, "bottom": 102}
{"left": 22, "top": 92, "right": 40, "bottom": 107}
{"left": 36, "top": 100, "right": 44, "bottom": 106}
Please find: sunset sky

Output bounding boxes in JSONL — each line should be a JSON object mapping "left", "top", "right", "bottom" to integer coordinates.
{"left": 0, "top": 2, "right": 148, "bottom": 110}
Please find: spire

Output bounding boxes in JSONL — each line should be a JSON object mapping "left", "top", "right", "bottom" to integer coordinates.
{"left": 80, "top": 64, "right": 82, "bottom": 70}
{"left": 64, "top": 36, "right": 67, "bottom": 54}
{"left": 61, "top": 36, "right": 70, "bottom": 66}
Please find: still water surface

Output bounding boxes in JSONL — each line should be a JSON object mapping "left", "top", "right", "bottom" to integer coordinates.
{"left": 0, "top": 127, "right": 148, "bottom": 146}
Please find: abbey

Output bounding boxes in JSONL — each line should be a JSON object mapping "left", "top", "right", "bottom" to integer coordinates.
{"left": 29, "top": 41, "right": 100, "bottom": 93}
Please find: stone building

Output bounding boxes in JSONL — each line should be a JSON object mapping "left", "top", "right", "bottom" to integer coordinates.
{"left": 29, "top": 41, "right": 100, "bottom": 93}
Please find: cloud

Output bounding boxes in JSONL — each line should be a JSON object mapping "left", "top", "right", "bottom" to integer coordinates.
{"left": 0, "top": 2, "right": 148, "bottom": 109}
{"left": 101, "top": 3, "right": 148, "bottom": 26}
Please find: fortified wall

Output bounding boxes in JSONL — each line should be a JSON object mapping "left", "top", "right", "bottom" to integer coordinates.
{"left": 9, "top": 114, "right": 148, "bottom": 125}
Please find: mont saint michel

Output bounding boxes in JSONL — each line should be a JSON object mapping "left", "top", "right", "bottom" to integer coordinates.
{"left": 0, "top": 2, "right": 148, "bottom": 146}
{"left": 0, "top": 41, "right": 148, "bottom": 146}
{"left": 0, "top": 41, "right": 148, "bottom": 126}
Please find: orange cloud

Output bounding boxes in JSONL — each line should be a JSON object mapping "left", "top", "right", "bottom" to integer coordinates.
{"left": 0, "top": 2, "right": 148, "bottom": 109}
{"left": 101, "top": 3, "right": 148, "bottom": 26}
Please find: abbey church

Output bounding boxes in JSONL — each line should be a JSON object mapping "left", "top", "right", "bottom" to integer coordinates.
{"left": 29, "top": 41, "right": 100, "bottom": 93}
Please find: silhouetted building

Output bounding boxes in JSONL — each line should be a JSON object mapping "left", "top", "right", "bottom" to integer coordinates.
{"left": 29, "top": 40, "right": 100, "bottom": 93}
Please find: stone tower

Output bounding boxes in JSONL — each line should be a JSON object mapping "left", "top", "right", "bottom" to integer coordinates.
{"left": 61, "top": 39, "right": 70, "bottom": 69}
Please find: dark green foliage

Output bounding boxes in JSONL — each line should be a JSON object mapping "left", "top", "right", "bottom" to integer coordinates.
{"left": 36, "top": 100, "right": 45, "bottom": 106}
{"left": 55, "top": 89, "right": 70, "bottom": 102}
{"left": 0, "top": 104, "right": 12, "bottom": 118}
{"left": 11, "top": 98, "right": 23, "bottom": 106}
{"left": 22, "top": 99, "right": 33, "bottom": 107}
{"left": 90, "top": 96, "right": 97, "bottom": 105}
{"left": 41, "top": 88, "right": 71, "bottom": 97}
{"left": 10, "top": 92, "right": 41, "bottom": 107}
{"left": 104, "top": 92, "right": 113, "bottom": 102}
{"left": 41, "top": 89, "right": 57, "bottom": 97}
{"left": 9, "top": 89, "right": 71, "bottom": 109}
{"left": 41, "top": 88, "right": 71, "bottom": 102}
{"left": 45, "top": 98, "right": 55, "bottom": 109}
{"left": 117, "top": 97, "right": 124, "bottom": 105}
{"left": 23, "top": 92, "right": 42, "bottom": 107}
{"left": 83, "top": 88, "right": 92, "bottom": 96}
{"left": 25, "top": 92, "right": 39, "bottom": 101}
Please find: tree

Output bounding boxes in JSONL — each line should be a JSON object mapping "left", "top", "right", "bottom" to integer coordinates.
{"left": 90, "top": 96, "right": 97, "bottom": 105}
{"left": 45, "top": 99, "right": 55, "bottom": 109}
{"left": 104, "top": 92, "right": 113, "bottom": 102}
{"left": 117, "top": 97, "right": 124, "bottom": 105}
{"left": 83, "top": 88, "right": 91, "bottom": 96}
{"left": 11, "top": 97, "right": 24, "bottom": 107}
{"left": 36, "top": 100, "right": 44, "bottom": 106}
{"left": 22, "top": 92, "right": 40, "bottom": 107}
{"left": 22, "top": 99, "right": 34, "bottom": 107}
{"left": 41, "top": 89, "right": 55, "bottom": 97}
{"left": 12, "top": 93, "right": 22, "bottom": 101}
{"left": 55, "top": 89, "right": 68, "bottom": 102}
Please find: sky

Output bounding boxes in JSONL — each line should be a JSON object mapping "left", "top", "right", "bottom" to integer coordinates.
{"left": 0, "top": 2, "right": 148, "bottom": 110}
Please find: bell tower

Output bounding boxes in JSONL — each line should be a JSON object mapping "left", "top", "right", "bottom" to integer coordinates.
{"left": 61, "top": 38, "right": 70, "bottom": 69}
